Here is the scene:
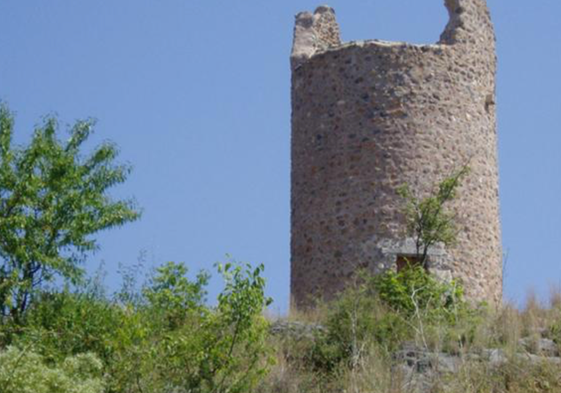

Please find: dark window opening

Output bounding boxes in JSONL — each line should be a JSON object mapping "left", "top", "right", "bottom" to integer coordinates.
{"left": 396, "top": 255, "right": 427, "bottom": 272}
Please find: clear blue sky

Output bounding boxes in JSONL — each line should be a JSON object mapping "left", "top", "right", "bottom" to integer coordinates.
{"left": 1, "top": 1, "right": 560, "bottom": 312}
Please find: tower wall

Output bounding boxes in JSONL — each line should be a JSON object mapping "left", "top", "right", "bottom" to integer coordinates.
{"left": 290, "top": 0, "right": 502, "bottom": 308}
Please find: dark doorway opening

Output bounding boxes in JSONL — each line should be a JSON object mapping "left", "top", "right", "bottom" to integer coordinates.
{"left": 396, "top": 255, "right": 426, "bottom": 272}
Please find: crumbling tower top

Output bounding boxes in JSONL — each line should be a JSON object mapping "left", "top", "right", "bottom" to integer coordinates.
{"left": 291, "top": 0, "right": 496, "bottom": 70}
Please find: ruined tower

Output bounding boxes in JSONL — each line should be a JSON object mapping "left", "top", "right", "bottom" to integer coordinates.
{"left": 290, "top": 0, "right": 502, "bottom": 308}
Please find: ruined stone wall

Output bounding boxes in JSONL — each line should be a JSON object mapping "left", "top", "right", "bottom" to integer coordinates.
{"left": 290, "top": 0, "right": 502, "bottom": 308}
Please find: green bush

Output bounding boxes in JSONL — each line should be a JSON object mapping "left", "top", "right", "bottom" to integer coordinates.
{"left": 307, "top": 267, "right": 475, "bottom": 375}
{"left": 372, "top": 266, "right": 466, "bottom": 322}
{"left": 308, "top": 278, "right": 408, "bottom": 374}
{"left": 129, "top": 262, "right": 273, "bottom": 393}
{"left": 12, "top": 291, "right": 123, "bottom": 364}
{"left": 143, "top": 261, "right": 210, "bottom": 329}
{"left": 98, "top": 261, "right": 273, "bottom": 393}
{"left": 0, "top": 260, "right": 273, "bottom": 393}
{"left": 0, "top": 346, "right": 105, "bottom": 393}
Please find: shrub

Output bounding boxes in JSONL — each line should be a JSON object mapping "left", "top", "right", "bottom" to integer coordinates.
{"left": 372, "top": 266, "right": 466, "bottom": 323}
{"left": 0, "top": 260, "right": 273, "bottom": 393}
{"left": 108, "top": 261, "right": 273, "bottom": 393}
{"left": 143, "top": 261, "right": 210, "bottom": 329}
{"left": 307, "top": 277, "right": 408, "bottom": 374}
{"left": 307, "top": 267, "right": 475, "bottom": 375}
{"left": 12, "top": 291, "right": 123, "bottom": 364}
{"left": 0, "top": 346, "right": 105, "bottom": 393}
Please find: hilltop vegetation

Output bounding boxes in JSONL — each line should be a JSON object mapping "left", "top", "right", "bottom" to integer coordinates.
{"left": 2, "top": 258, "right": 561, "bottom": 393}
{"left": 263, "top": 273, "right": 561, "bottom": 393}
{"left": 1, "top": 260, "right": 272, "bottom": 393}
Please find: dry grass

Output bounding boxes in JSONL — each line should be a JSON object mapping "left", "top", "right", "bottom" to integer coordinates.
{"left": 260, "top": 290, "right": 561, "bottom": 393}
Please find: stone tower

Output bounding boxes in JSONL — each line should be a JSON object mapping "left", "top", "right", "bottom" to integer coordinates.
{"left": 290, "top": 0, "right": 502, "bottom": 308}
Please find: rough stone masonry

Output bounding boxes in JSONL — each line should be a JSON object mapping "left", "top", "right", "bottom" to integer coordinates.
{"left": 290, "top": 0, "right": 502, "bottom": 308}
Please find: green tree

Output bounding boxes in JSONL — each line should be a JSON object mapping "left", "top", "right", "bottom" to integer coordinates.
{"left": 397, "top": 166, "right": 469, "bottom": 268}
{"left": 0, "top": 104, "right": 140, "bottom": 321}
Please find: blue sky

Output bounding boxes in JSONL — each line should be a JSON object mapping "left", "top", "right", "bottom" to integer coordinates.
{"left": 0, "top": 1, "right": 560, "bottom": 313}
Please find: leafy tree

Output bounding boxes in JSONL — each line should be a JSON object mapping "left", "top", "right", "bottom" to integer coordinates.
{"left": 397, "top": 166, "right": 470, "bottom": 268}
{"left": 0, "top": 104, "right": 140, "bottom": 321}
